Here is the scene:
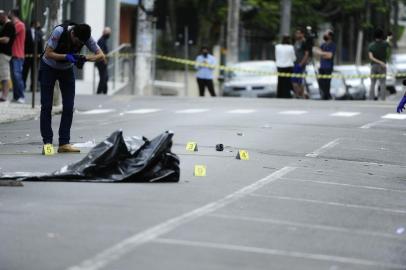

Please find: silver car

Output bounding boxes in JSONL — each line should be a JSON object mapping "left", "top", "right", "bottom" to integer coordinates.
{"left": 223, "top": 61, "right": 277, "bottom": 98}
{"left": 358, "top": 65, "right": 397, "bottom": 95}
{"left": 306, "top": 65, "right": 366, "bottom": 100}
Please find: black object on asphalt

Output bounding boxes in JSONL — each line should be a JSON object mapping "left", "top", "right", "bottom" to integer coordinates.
{"left": 0, "top": 130, "right": 180, "bottom": 183}
{"left": 216, "top": 144, "right": 224, "bottom": 152}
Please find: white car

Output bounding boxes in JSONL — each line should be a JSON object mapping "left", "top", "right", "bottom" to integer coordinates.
{"left": 358, "top": 65, "right": 397, "bottom": 95}
{"left": 223, "top": 61, "right": 278, "bottom": 98}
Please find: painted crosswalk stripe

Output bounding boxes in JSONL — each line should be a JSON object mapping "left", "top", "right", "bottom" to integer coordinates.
{"left": 79, "top": 109, "right": 116, "bottom": 115}
{"left": 227, "top": 109, "right": 256, "bottom": 114}
{"left": 278, "top": 110, "right": 308, "bottom": 115}
{"left": 175, "top": 109, "right": 210, "bottom": 114}
{"left": 381, "top": 114, "right": 406, "bottom": 120}
{"left": 125, "top": 109, "right": 161, "bottom": 114}
{"left": 330, "top": 112, "right": 360, "bottom": 117}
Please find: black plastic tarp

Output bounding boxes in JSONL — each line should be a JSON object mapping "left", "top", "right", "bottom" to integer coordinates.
{"left": 0, "top": 130, "right": 180, "bottom": 183}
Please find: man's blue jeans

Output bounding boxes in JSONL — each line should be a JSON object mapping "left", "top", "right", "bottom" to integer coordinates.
{"left": 10, "top": 58, "right": 25, "bottom": 100}
{"left": 39, "top": 60, "right": 75, "bottom": 145}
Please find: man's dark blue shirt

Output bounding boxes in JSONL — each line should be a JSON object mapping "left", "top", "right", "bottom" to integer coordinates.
{"left": 320, "top": 41, "right": 336, "bottom": 70}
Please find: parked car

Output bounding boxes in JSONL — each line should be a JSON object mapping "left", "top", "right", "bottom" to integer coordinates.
{"left": 306, "top": 65, "right": 366, "bottom": 100}
{"left": 391, "top": 54, "right": 406, "bottom": 81}
{"left": 358, "top": 65, "right": 397, "bottom": 95}
{"left": 334, "top": 65, "right": 367, "bottom": 93}
{"left": 223, "top": 61, "right": 277, "bottom": 98}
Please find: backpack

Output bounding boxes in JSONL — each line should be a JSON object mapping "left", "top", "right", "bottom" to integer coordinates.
{"left": 42, "top": 22, "right": 85, "bottom": 61}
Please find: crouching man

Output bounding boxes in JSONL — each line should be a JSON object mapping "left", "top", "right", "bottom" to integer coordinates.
{"left": 40, "top": 23, "right": 105, "bottom": 154}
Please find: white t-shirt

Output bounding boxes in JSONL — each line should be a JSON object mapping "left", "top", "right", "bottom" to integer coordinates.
{"left": 275, "top": 44, "right": 296, "bottom": 68}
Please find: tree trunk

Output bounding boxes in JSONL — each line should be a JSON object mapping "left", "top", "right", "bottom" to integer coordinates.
{"left": 348, "top": 16, "right": 355, "bottom": 62}
{"left": 393, "top": 0, "right": 399, "bottom": 49}
{"left": 227, "top": 0, "right": 240, "bottom": 65}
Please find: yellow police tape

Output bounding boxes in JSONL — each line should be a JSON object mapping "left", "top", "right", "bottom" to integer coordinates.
{"left": 26, "top": 52, "right": 401, "bottom": 79}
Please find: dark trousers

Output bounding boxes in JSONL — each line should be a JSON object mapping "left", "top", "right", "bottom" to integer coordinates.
{"left": 23, "top": 57, "right": 35, "bottom": 92}
{"left": 96, "top": 62, "right": 108, "bottom": 94}
{"left": 277, "top": 67, "right": 293, "bottom": 98}
{"left": 197, "top": 78, "right": 216, "bottom": 97}
{"left": 318, "top": 68, "right": 333, "bottom": 100}
{"left": 39, "top": 60, "right": 75, "bottom": 145}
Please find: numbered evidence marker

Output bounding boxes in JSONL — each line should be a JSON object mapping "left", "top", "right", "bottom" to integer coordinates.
{"left": 194, "top": 165, "right": 206, "bottom": 177}
{"left": 236, "top": 150, "right": 249, "bottom": 160}
{"left": 43, "top": 144, "right": 55, "bottom": 156}
{"left": 186, "top": 141, "right": 198, "bottom": 152}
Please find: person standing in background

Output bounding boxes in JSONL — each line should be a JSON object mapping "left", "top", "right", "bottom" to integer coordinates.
{"left": 368, "top": 28, "right": 389, "bottom": 101}
{"left": 0, "top": 10, "right": 15, "bottom": 102}
{"left": 195, "top": 46, "right": 216, "bottom": 97}
{"left": 96, "top": 27, "right": 111, "bottom": 95}
{"left": 23, "top": 20, "right": 43, "bottom": 93}
{"left": 275, "top": 35, "right": 295, "bottom": 98}
{"left": 315, "top": 30, "right": 336, "bottom": 100}
{"left": 292, "top": 28, "right": 310, "bottom": 98}
{"left": 9, "top": 8, "right": 25, "bottom": 103}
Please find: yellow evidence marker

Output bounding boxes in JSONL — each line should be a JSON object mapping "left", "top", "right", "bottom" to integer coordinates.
{"left": 186, "top": 141, "right": 198, "bottom": 152}
{"left": 43, "top": 144, "right": 55, "bottom": 156}
{"left": 194, "top": 165, "right": 206, "bottom": 177}
{"left": 236, "top": 150, "right": 249, "bottom": 160}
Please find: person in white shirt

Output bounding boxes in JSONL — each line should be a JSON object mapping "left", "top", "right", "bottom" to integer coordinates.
{"left": 275, "top": 35, "right": 296, "bottom": 98}
{"left": 195, "top": 46, "right": 216, "bottom": 97}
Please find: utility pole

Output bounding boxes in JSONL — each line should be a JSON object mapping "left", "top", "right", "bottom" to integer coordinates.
{"left": 135, "top": 0, "right": 155, "bottom": 96}
{"left": 49, "top": 0, "right": 63, "bottom": 107}
{"left": 279, "top": 0, "right": 292, "bottom": 37}
{"left": 184, "top": 26, "right": 189, "bottom": 97}
{"left": 226, "top": 0, "right": 240, "bottom": 65}
{"left": 32, "top": 0, "right": 39, "bottom": 109}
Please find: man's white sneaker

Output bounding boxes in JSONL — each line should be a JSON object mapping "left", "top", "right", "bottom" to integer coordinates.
{"left": 16, "top": 98, "right": 25, "bottom": 104}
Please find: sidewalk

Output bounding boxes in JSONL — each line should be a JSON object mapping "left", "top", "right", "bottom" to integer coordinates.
{"left": 0, "top": 101, "right": 41, "bottom": 124}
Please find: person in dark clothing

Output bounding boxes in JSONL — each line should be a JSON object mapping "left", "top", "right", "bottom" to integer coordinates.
{"left": 0, "top": 10, "right": 15, "bottom": 102}
{"left": 23, "top": 20, "right": 43, "bottom": 92}
{"left": 40, "top": 23, "right": 105, "bottom": 153}
{"left": 96, "top": 27, "right": 110, "bottom": 95}
{"left": 316, "top": 30, "right": 336, "bottom": 100}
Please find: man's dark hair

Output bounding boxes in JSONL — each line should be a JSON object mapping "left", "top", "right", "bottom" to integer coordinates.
{"left": 73, "top": 24, "right": 91, "bottom": 42}
{"left": 201, "top": 46, "right": 209, "bottom": 51}
{"left": 374, "top": 28, "right": 384, "bottom": 40}
{"left": 10, "top": 8, "right": 20, "bottom": 18}
{"left": 281, "top": 35, "right": 291, "bottom": 44}
{"left": 296, "top": 27, "right": 305, "bottom": 34}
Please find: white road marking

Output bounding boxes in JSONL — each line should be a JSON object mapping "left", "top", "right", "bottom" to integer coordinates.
{"left": 153, "top": 238, "right": 406, "bottom": 269}
{"left": 175, "top": 109, "right": 210, "bottom": 114}
{"left": 330, "top": 112, "right": 360, "bottom": 117}
{"left": 227, "top": 109, "right": 256, "bottom": 114}
{"left": 278, "top": 110, "right": 308, "bottom": 115}
{"left": 66, "top": 167, "right": 296, "bottom": 270}
{"left": 281, "top": 177, "right": 406, "bottom": 194}
{"left": 381, "top": 113, "right": 406, "bottom": 120}
{"left": 78, "top": 109, "right": 116, "bottom": 115}
{"left": 209, "top": 214, "right": 404, "bottom": 240}
{"left": 360, "top": 119, "right": 388, "bottom": 129}
{"left": 305, "top": 138, "right": 340, "bottom": 158}
{"left": 250, "top": 193, "right": 406, "bottom": 215}
{"left": 124, "top": 109, "right": 161, "bottom": 114}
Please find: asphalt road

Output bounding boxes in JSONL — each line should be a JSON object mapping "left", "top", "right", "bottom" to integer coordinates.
{"left": 1, "top": 95, "right": 406, "bottom": 270}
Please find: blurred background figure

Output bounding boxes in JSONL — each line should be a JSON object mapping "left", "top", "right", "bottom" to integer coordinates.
{"left": 292, "top": 28, "right": 310, "bottom": 98}
{"left": 9, "top": 8, "right": 25, "bottom": 103}
{"left": 96, "top": 27, "right": 111, "bottom": 95}
{"left": 368, "top": 28, "right": 390, "bottom": 101}
{"left": 23, "top": 20, "right": 43, "bottom": 93}
{"left": 0, "top": 10, "right": 15, "bottom": 102}
{"left": 195, "top": 46, "right": 216, "bottom": 97}
{"left": 316, "top": 30, "right": 336, "bottom": 100}
{"left": 275, "top": 35, "right": 295, "bottom": 98}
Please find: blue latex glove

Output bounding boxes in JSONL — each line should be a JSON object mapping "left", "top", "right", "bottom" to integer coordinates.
{"left": 397, "top": 96, "right": 406, "bottom": 113}
{"left": 65, "top": 53, "right": 77, "bottom": 63}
